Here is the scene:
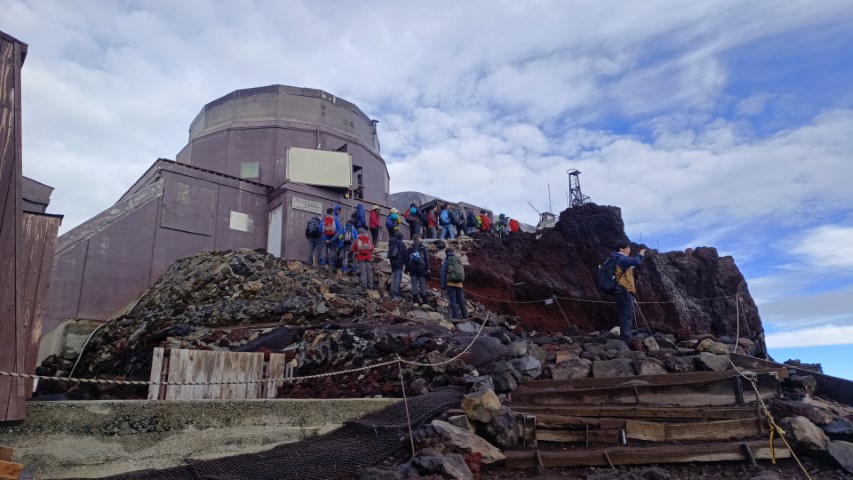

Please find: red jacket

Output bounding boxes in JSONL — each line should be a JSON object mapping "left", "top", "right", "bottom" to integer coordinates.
{"left": 351, "top": 233, "right": 374, "bottom": 261}
{"left": 369, "top": 210, "right": 381, "bottom": 228}
{"left": 509, "top": 218, "right": 519, "bottom": 232}
{"left": 480, "top": 214, "right": 492, "bottom": 231}
{"left": 427, "top": 211, "right": 437, "bottom": 228}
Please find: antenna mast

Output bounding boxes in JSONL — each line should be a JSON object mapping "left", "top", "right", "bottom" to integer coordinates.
{"left": 567, "top": 169, "right": 591, "bottom": 207}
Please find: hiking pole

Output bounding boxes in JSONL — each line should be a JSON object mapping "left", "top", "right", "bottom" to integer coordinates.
{"left": 633, "top": 297, "right": 653, "bottom": 336}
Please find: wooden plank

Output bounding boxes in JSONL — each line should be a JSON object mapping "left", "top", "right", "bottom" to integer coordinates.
{"left": 626, "top": 418, "right": 760, "bottom": 442}
{"left": 0, "top": 35, "right": 26, "bottom": 422}
{"left": 266, "top": 353, "right": 286, "bottom": 399}
{"left": 0, "top": 446, "right": 11, "bottom": 462}
{"left": 503, "top": 439, "right": 791, "bottom": 469}
{"left": 520, "top": 368, "right": 786, "bottom": 390}
{"left": 147, "top": 348, "right": 165, "bottom": 400}
{"left": 0, "top": 459, "right": 22, "bottom": 480}
{"left": 533, "top": 414, "right": 625, "bottom": 430}
{"left": 21, "top": 214, "right": 60, "bottom": 398}
{"left": 165, "top": 349, "right": 189, "bottom": 400}
{"left": 536, "top": 429, "right": 621, "bottom": 444}
{"left": 513, "top": 405, "right": 757, "bottom": 421}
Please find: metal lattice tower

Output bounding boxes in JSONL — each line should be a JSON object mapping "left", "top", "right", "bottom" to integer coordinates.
{"left": 567, "top": 169, "right": 590, "bottom": 207}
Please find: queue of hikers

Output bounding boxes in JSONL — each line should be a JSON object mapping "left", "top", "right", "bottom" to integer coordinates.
{"left": 387, "top": 202, "right": 520, "bottom": 241}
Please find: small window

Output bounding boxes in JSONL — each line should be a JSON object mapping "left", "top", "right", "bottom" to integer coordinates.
{"left": 240, "top": 161, "right": 260, "bottom": 179}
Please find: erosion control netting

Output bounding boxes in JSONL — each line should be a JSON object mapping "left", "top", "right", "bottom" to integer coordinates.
{"left": 85, "top": 388, "right": 465, "bottom": 480}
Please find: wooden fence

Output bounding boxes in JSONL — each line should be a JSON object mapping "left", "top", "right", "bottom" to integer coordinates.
{"left": 147, "top": 348, "right": 288, "bottom": 400}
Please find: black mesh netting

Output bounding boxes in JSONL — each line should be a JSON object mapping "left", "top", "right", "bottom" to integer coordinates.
{"left": 79, "top": 388, "right": 464, "bottom": 480}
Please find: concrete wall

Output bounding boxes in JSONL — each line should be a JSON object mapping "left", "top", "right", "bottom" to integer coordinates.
{"left": 0, "top": 398, "right": 400, "bottom": 479}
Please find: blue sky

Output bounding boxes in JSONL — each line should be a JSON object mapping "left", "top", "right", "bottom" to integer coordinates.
{"left": 3, "top": 0, "right": 852, "bottom": 378}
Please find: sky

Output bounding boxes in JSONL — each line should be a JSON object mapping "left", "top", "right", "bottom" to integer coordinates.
{"left": 3, "top": 1, "right": 853, "bottom": 378}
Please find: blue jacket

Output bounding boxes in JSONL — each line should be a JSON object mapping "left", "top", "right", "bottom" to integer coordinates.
{"left": 333, "top": 205, "right": 343, "bottom": 237}
{"left": 354, "top": 204, "right": 367, "bottom": 230}
{"left": 338, "top": 223, "right": 357, "bottom": 249}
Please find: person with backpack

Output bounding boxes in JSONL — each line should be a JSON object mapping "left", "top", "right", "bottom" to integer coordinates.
{"left": 406, "top": 234, "right": 430, "bottom": 305}
{"left": 350, "top": 228, "right": 375, "bottom": 290}
{"left": 388, "top": 231, "right": 406, "bottom": 299}
{"left": 403, "top": 202, "right": 423, "bottom": 239}
{"left": 509, "top": 217, "right": 520, "bottom": 234}
{"left": 322, "top": 207, "right": 342, "bottom": 268}
{"left": 369, "top": 205, "right": 381, "bottom": 244}
{"left": 350, "top": 204, "right": 368, "bottom": 231}
{"left": 452, "top": 205, "right": 466, "bottom": 237}
{"left": 338, "top": 222, "right": 357, "bottom": 273}
{"left": 438, "top": 204, "right": 455, "bottom": 240}
{"left": 465, "top": 209, "right": 478, "bottom": 236}
{"left": 386, "top": 208, "right": 401, "bottom": 238}
{"left": 494, "top": 213, "right": 509, "bottom": 239}
{"left": 479, "top": 210, "right": 492, "bottom": 234}
{"left": 440, "top": 248, "right": 468, "bottom": 320}
{"left": 607, "top": 240, "right": 646, "bottom": 341}
{"left": 424, "top": 207, "right": 438, "bottom": 239}
{"left": 304, "top": 216, "right": 324, "bottom": 267}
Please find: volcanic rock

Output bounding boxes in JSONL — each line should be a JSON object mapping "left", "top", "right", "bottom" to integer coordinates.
{"left": 461, "top": 388, "right": 502, "bottom": 423}
{"left": 418, "top": 420, "right": 505, "bottom": 464}
{"left": 828, "top": 441, "right": 853, "bottom": 474}
{"left": 593, "top": 357, "right": 635, "bottom": 378}
{"left": 780, "top": 415, "right": 829, "bottom": 455}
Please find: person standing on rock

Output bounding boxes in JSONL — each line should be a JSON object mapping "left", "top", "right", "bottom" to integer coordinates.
{"left": 479, "top": 209, "right": 492, "bottom": 234}
{"left": 424, "top": 207, "right": 438, "bottom": 239}
{"left": 438, "top": 204, "right": 455, "bottom": 240}
{"left": 404, "top": 202, "right": 423, "bottom": 239}
{"left": 610, "top": 240, "right": 646, "bottom": 341}
{"left": 305, "top": 216, "right": 324, "bottom": 267}
{"left": 369, "top": 205, "right": 381, "bottom": 244}
{"left": 440, "top": 249, "right": 468, "bottom": 319}
{"left": 388, "top": 231, "right": 407, "bottom": 299}
{"left": 406, "top": 234, "right": 430, "bottom": 305}
{"left": 322, "top": 207, "right": 341, "bottom": 268}
{"left": 351, "top": 228, "right": 374, "bottom": 289}
{"left": 386, "top": 207, "right": 401, "bottom": 238}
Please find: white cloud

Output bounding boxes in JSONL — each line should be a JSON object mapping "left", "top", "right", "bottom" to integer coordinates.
{"left": 766, "top": 325, "right": 853, "bottom": 348}
{"left": 791, "top": 225, "right": 853, "bottom": 269}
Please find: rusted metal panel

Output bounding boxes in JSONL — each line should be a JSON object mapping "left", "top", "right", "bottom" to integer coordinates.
{"left": 0, "top": 31, "right": 27, "bottom": 421}
{"left": 76, "top": 200, "right": 158, "bottom": 321}
{"left": 160, "top": 181, "right": 216, "bottom": 235}
{"left": 21, "top": 213, "right": 60, "bottom": 398}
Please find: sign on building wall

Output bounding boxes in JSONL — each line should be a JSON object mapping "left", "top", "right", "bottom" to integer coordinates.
{"left": 229, "top": 211, "right": 254, "bottom": 232}
{"left": 285, "top": 147, "right": 352, "bottom": 189}
{"left": 292, "top": 196, "right": 323, "bottom": 215}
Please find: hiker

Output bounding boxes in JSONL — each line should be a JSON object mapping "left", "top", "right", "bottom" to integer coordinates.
{"left": 509, "top": 217, "right": 520, "bottom": 234}
{"left": 465, "top": 209, "right": 478, "bottom": 236}
{"left": 388, "top": 231, "right": 406, "bottom": 299}
{"left": 338, "top": 222, "right": 357, "bottom": 273}
{"left": 438, "top": 204, "right": 455, "bottom": 240}
{"left": 440, "top": 249, "right": 468, "bottom": 319}
{"left": 479, "top": 210, "right": 492, "bottom": 234}
{"left": 452, "top": 205, "right": 466, "bottom": 237}
{"left": 404, "top": 202, "right": 423, "bottom": 239}
{"left": 494, "top": 213, "right": 509, "bottom": 239}
{"left": 351, "top": 228, "right": 375, "bottom": 289}
{"left": 350, "top": 204, "right": 367, "bottom": 231}
{"left": 610, "top": 240, "right": 646, "bottom": 341}
{"left": 369, "top": 205, "right": 381, "bottom": 244}
{"left": 304, "top": 215, "right": 324, "bottom": 266}
{"left": 406, "top": 234, "right": 430, "bottom": 305}
{"left": 386, "top": 207, "right": 401, "bottom": 238}
{"left": 424, "top": 207, "right": 438, "bottom": 239}
{"left": 322, "top": 207, "right": 342, "bottom": 268}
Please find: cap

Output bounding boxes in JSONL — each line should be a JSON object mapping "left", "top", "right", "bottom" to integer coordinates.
{"left": 372, "top": 205, "right": 380, "bottom": 210}
{"left": 390, "top": 207, "right": 398, "bottom": 214}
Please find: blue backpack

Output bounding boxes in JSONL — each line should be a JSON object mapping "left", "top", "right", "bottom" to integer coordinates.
{"left": 439, "top": 210, "right": 450, "bottom": 225}
{"left": 386, "top": 214, "right": 397, "bottom": 229}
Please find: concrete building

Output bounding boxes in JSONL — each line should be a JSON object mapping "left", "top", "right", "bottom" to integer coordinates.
{"left": 43, "top": 85, "right": 390, "bottom": 338}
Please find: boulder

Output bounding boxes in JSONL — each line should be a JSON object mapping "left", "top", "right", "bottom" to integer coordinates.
{"left": 550, "top": 358, "right": 592, "bottom": 380}
{"left": 527, "top": 342, "right": 547, "bottom": 366}
{"left": 509, "top": 340, "right": 528, "bottom": 357}
{"left": 490, "top": 362, "right": 521, "bottom": 393}
{"left": 634, "top": 357, "right": 667, "bottom": 376}
{"left": 779, "top": 416, "right": 829, "bottom": 455}
{"left": 788, "top": 375, "right": 818, "bottom": 395}
{"left": 664, "top": 356, "right": 695, "bottom": 374}
{"left": 510, "top": 355, "right": 542, "bottom": 381}
{"left": 411, "top": 451, "right": 472, "bottom": 480}
{"left": 476, "top": 406, "right": 519, "bottom": 449}
{"left": 461, "top": 388, "right": 503, "bottom": 423}
{"left": 642, "top": 336, "right": 660, "bottom": 351}
{"left": 824, "top": 418, "right": 853, "bottom": 442}
{"left": 697, "top": 338, "right": 730, "bottom": 355}
{"left": 604, "top": 339, "right": 629, "bottom": 352}
{"left": 694, "top": 352, "right": 730, "bottom": 372}
{"left": 592, "top": 357, "right": 635, "bottom": 378}
{"left": 446, "top": 415, "right": 475, "bottom": 433}
{"left": 425, "top": 420, "right": 505, "bottom": 464}
{"left": 828, "top": 440, "right": 853, "bottom": 474}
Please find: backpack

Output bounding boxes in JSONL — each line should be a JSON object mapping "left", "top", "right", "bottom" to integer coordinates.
{"left": 389, "top": 241, "right": 399, "bottom": 260}
{"left": 420, "top": 210, "right": 430, "bottom": 225}
{"left": 342, "top": 227, "right": 354, "bottom": 243}
{"left": 357, "top": 235, "right": 372, "bottom": 252}
{"left": 446, "top": 255, "right": 464, "bottom": 283}
{"left": 409, "top": 246, "right": 424, "bottom": 266}
{"left": 307, "top": 217, "right": 322, "bottom": 237}
{"left": 474, "top": 215, "right": 483, "bottom": 230}
{"left": 451, "top": 209, "right": 464, "bottom": 225}
{"left": 385, "top": 214, "right": 397, "bottom": 229}
{"left": 598, "top": 255, "right": 622, "bottom": 295}
{"left": 466, "top": 212, "right": 477, "bottom": 228}
{"left": 439, "top": 209, "right": 450, "bottom": 225}
{"left": 323, "top": 215, "right": 336, "bottom": 236}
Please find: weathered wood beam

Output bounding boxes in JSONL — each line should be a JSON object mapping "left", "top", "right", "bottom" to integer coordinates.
{"left": 520, "top": 368, "right": 787, "bottom": 390}
{"left": 0, "top": 459, "right": 22, "bottom": 480}
{"left": 513, "top": 405, "right": 757, "bottom": 420}
{"left": 625, "top": 418, "right": 760, "bottom": 442}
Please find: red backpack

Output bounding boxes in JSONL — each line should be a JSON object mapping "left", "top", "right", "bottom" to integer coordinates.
{"left": 357, "top": 235, "right": 373, "bottom": 252}
{"left": 323, "top": 215, "right": 336, "bottom": 236}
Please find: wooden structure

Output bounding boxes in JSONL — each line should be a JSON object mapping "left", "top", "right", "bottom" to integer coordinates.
{"left": 147, "top": 348, "right": 288, "bottom": 400}
{"left": 505, "top": 364, "right": 789, "bottom": 470}
{"left": 0, "top": 30, "right": 28, "bottom": 422}
{"left": 0, "top": 445, "right": 23, "bottom": 480}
